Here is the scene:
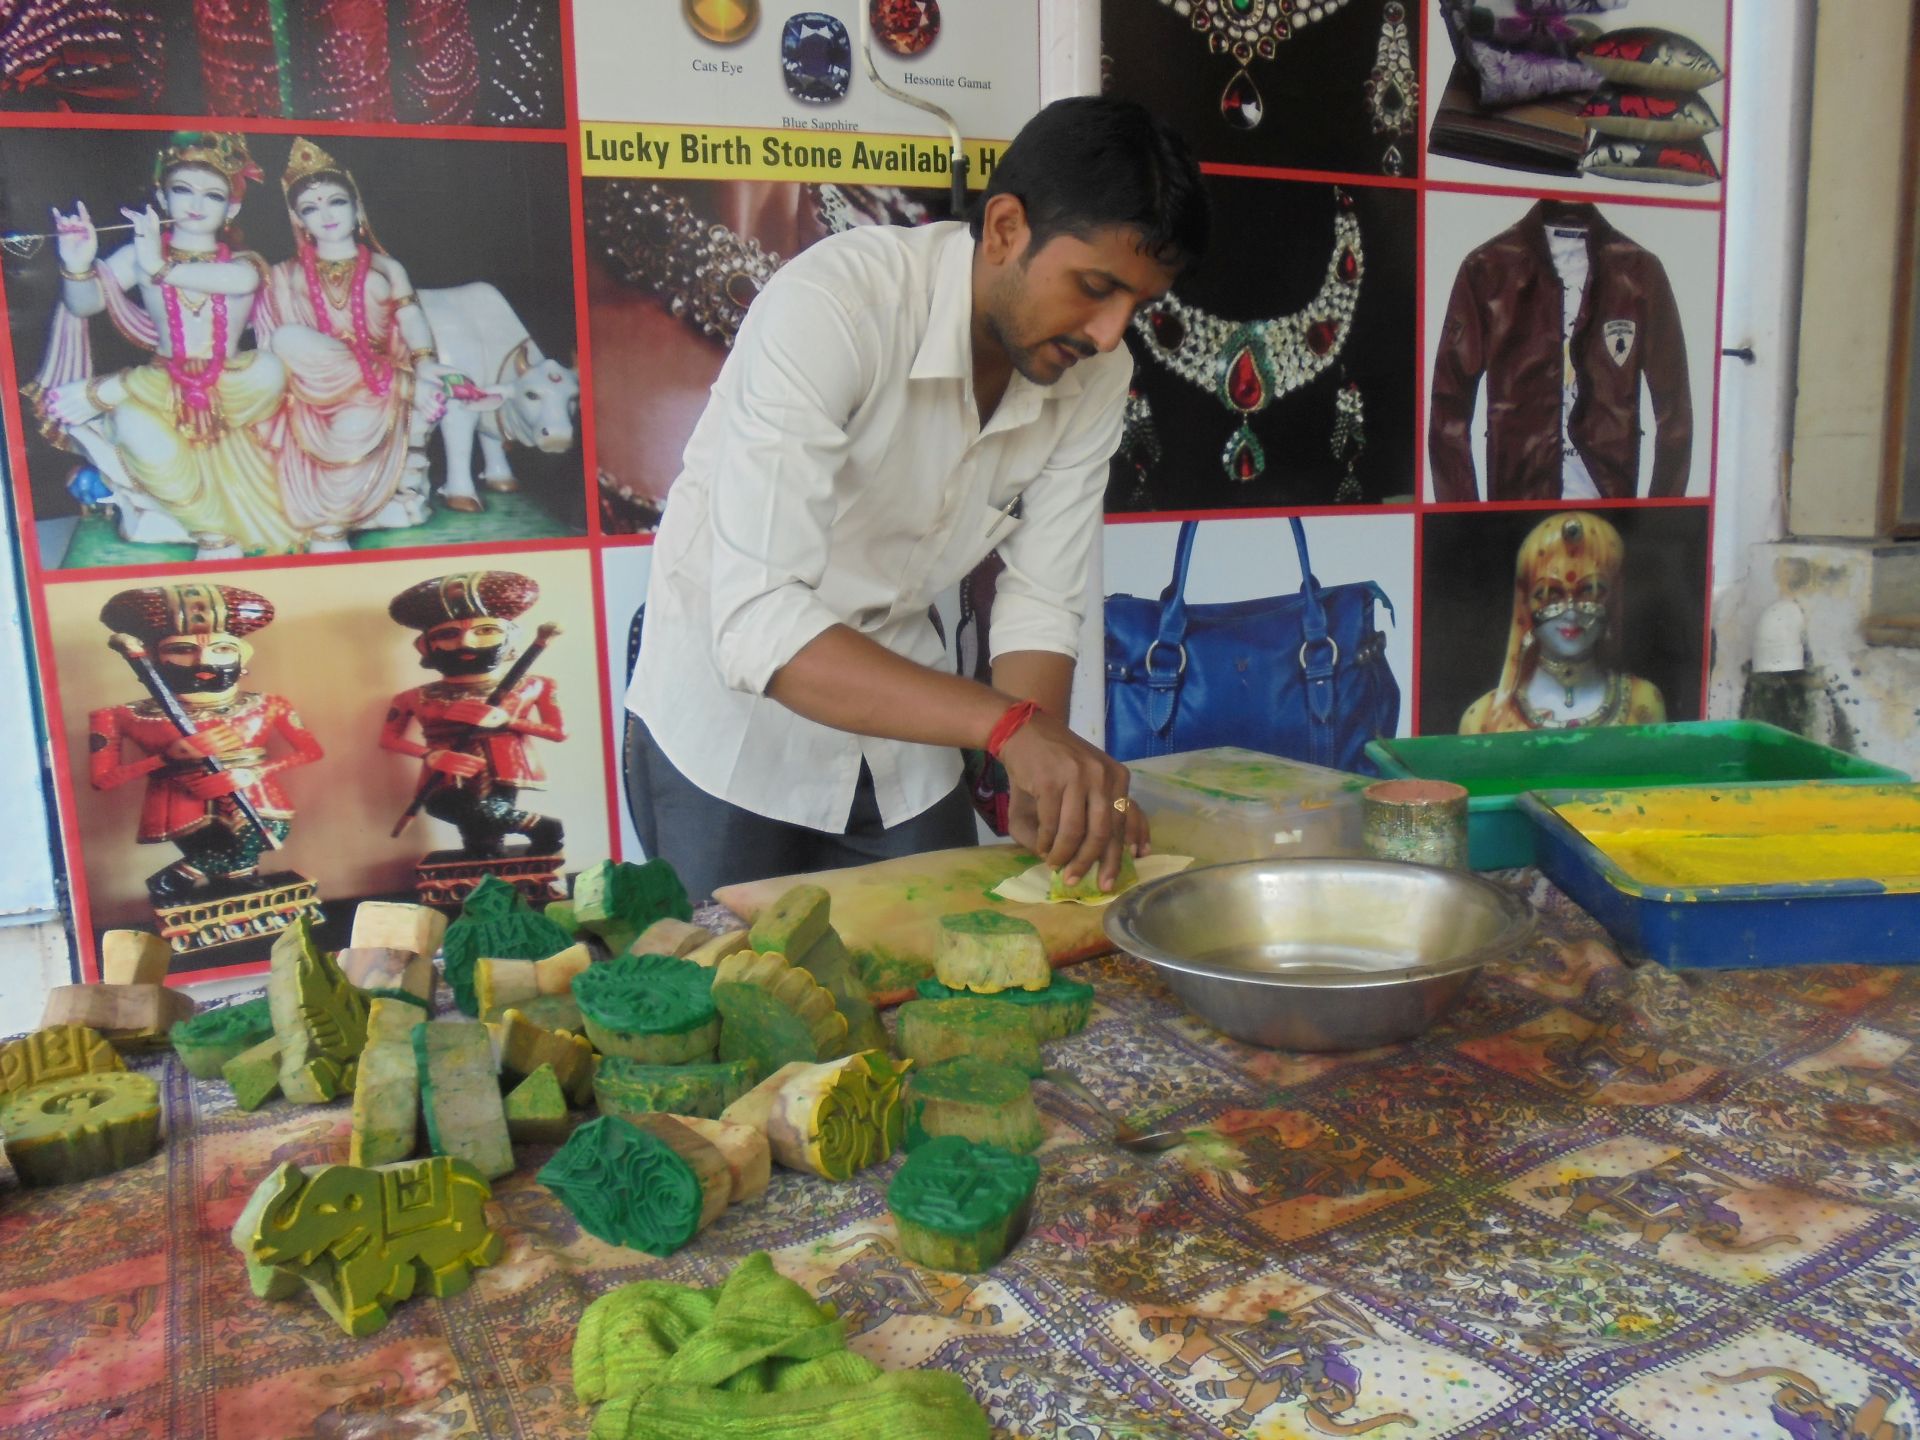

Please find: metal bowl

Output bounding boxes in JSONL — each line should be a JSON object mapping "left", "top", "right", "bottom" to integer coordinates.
{"left": 1103, "top": 858, "right": 1534, "bottom": 1051}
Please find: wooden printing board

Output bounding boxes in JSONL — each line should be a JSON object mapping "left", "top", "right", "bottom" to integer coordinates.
{"left": 713, "top": 844, "right": 1111, "bottom": 1003}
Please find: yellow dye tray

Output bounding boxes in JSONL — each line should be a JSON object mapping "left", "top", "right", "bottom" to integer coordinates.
{"left": 1520, "top": 782, "right": 1920, "bottom": 968}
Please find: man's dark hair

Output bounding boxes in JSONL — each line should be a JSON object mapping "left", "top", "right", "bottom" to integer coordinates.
{"left": 970, "top": 96, "right": 1210, "bottom": 268}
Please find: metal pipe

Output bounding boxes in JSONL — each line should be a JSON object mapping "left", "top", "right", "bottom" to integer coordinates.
{"left": 857, "top": 7, "right": 970, "bottom": 216}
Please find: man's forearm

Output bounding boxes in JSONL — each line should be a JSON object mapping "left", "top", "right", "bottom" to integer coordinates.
{"left": 766, "top": 624, "right": 1011, "bottom": 748}
{"left": 991, "top": 649, "right": 1073, "bottom": 720}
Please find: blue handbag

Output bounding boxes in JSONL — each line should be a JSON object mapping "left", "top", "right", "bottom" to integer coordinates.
{"left": 1104, "top": 518, "right": 1399, "bottom": 770}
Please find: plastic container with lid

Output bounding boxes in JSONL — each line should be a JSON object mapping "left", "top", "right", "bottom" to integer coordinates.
{"left": 1125, "top": 747, "right": 1370, "bottom": 866}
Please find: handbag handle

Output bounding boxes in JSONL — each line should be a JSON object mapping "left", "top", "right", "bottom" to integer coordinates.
{"left": 1144, "top": 517, "right": 1340, "bottom": 736}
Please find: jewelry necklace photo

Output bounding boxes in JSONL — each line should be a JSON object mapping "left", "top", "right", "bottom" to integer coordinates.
{"left": 1131, "top": 187, "right": 1361, "bottom": 483}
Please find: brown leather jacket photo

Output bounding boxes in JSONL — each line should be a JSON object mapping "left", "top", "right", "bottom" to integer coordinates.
{"left": 1429, "top": 201, "right": 1692, "bottom": 502}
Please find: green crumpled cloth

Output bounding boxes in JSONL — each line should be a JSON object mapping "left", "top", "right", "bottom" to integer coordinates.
{"left": 572, "top": 1251, "right": 990, "bottom": 1439}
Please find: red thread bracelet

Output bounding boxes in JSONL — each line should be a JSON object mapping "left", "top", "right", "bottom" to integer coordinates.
{"left": 985, "top": 699, "right": 1041, "bottom": 759}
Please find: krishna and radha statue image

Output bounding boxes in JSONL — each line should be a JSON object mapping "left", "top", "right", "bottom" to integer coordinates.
{"left": 23, "top": 130, "right": 580, "bottom": 562}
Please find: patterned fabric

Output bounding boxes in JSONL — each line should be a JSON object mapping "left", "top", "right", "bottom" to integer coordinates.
{"left": 3, "top": 873, "right": 1919, "bottom": 1438}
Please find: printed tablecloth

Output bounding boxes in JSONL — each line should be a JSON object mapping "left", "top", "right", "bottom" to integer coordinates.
{"left": 3, "top": 872, "right": 1918, "bottom": 1439}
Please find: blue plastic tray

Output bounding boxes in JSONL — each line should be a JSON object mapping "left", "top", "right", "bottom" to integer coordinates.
{"left": 1520, "top": 783, "right": 1920, "bottom": 969}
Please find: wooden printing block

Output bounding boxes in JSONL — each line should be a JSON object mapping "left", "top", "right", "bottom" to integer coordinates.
{"left": 886, "top": 1135, "right": 1039, "bottom": 1272}
{"left": 491, "top": 1008, "right": 595, "bottom": 1106}
{"left": 267, "top": 918, "right": 368, "bottom": 1104}
{"left": 231, "top": 1156, "right": 502, "bottom": 1337}
{"left": 440, "top": 879, "right": 575, "bottom": 1017}
{"left": 933, "top": 910, "right": 1051, "bottom": 994}
{"left": 483, "top": 992, "right": 584, "bottom": 1035}
{"left": 473, "top": 956, "right": 540, "bottom": 1017}
{"left": 537, "top": 1114, "right": 725, "bottom": 1256}
{"left": 222, "top": 1034, "right": 285, "bottom": 1111}
{"left": 746, "top": 883, "right": 831, "bottom": 960}
{"left": 413, "top": 1021, "right": 514, "bottom": 1180}
{"left": 0, "top": 1070, "right": 162, "bottom": 1186}
{"left": 914, "top": 973, "right": 1096, "bottom": 1042}
{"left": 504, "top": 1064, "right": 571, "bottom": 1145}
{"left": 570, "top": 859, "right": 693, "bottom": 956}
{"left": 349, "top": 900, "right": 448, "bottom": 961}
{"left": 0, "top": 1023, "right": 123, "bottom": 1096}
{"left": 573, "top": 953, "right": 719, "bottom": 1064}
{"left": 350, "top": 999, "right": 422, "bottom": 1168}
{"left": 709, "top": 950, "right": 847, "bottom": 1081}
{"left": 627, "top": 918, "right": 713, "bottom": 959}
{"left": 532, "top": 942, "right": 594, "bottom": 996}
{"left": 99, "top": 929, "right": 173, "bottom": 987}
{"left": 903, "top": 1057, "right": 1044, "bottom": 1154}
{"left": 593, "top": 1056, "right": 753, "bottom": 1123}
{"left": 41, "top": 983, "right": 196, "bottom": 1052}
{"left": 169, "top": 998, "right": 275, "bottom": 1080}
{"left": 684, "top": 929, "right": 751, "bottom": 969}
{"left": 672, "top": 1114, "right": 771, "bottom": 1203}
{"left": 337, "top": 947, "right": 434, "bottom": 1008}
{"left": 793, "top": 929, "right": 887, "bottom": 1054}
{"left": 894, "top": 998, "right": 1042, "bottom": 1077}
{"left": 719, "top": 1051, "right": 909, "bottom": 1179}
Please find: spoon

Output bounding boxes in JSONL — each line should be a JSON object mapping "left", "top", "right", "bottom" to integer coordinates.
{"left": 1040, "top": 1069, "right": 1190, "bottom": 1153}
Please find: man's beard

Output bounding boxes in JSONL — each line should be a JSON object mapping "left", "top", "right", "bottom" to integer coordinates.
{"left": 424, "top": 645, "right": 508, "bottom": 678}
{"left": 161, "top": 661, "right": 242, "bottom": 696}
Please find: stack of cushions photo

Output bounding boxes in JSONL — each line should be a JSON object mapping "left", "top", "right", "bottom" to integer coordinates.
{"left": 1430, "top": 1, "right": 1724, "bottom": 186}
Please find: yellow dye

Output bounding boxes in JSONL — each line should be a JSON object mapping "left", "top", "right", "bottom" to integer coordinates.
{"left": 1556, "top": 782, "right": 1920, "bottom": 889}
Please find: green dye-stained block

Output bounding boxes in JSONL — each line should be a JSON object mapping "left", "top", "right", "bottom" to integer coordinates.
{"left": 538, "top": 1115, "right": 708, "bottom": 1256}
{"left": 794, "top": 930, "right": 886, "bottom": 1054}
{"left": 485, "top": 992, "right": 584, "bottom": 1035}
{"left": 934, "top": 910, "right": 1049, "bottom": 994}
{"left": 223, "top": 1034, "right": 285, "bottom": 1111}
{"left": 1047, "top": 851, "right": 1137, "bottom": 902}
{"left": 747, "top": 883, "right": 831, "bottom": 960}
{"left": 169, "top": 997, "right": 274, "bottom": 1079}
{"left": 544, "top": 900, "right": 579, "bottom": 935}
{"left": 505, "top": 1064, "right": 571, "bottom": 1145}
{"left": 268, "top": 917, "right": 369, "bottom": 1104}
{"left": 413, "top": 1021, "right": 514, "bottom": 1180}
{"left": 915, "top": 973, "right": 1095, "bottom": 1041}
{"left": 571, "top": 859, "right": 692, "bottom": 955}
{"left": 888, "top": 1135, "right": 1039, "bottom": 1272}
{"left": 593, "top": 1055, "right": 752, "bottom": 1122}
{"left": 856, "top": 947, "right": 938, "bottom": 995}
{"left": 904, "top": 1057, "right": 1043, "bottom": 1154}
{"left": 0, "top": 1070, "right": 162, "bottom": 1186}
{"left": 441, "top": 878, "right": 575, "bottom": 1016}
{"left": 350, "top": 999, "right": 421, "bottom": 1168}
{"left": 573, "top": 953, "right": 718, "bottom": 1063}
{"left": 895, "top": 999, "right": 1042, "bottom": 1077}
{"left": 714, "top": 982, "right": 843, "bottom": 1083}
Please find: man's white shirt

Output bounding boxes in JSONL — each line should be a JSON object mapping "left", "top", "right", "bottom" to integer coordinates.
{"left": 627, "top": 219, "right": 1131, "bottom": 832}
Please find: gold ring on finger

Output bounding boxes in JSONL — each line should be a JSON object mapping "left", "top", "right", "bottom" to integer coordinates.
{"left": 1113, "top": 796, "right": 1132, "bottom": 814}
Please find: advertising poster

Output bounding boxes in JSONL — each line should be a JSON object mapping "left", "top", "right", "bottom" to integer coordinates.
{"left": 0, "top": 0, "right": 1727, "bottom": 978}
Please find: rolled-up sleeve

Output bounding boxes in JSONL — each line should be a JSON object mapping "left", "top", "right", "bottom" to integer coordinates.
{"left": 706, "top": 276, "right": 875, "bottom": 694}
{"left": 988, "top": 355, "right": 1130, "bottom": 661}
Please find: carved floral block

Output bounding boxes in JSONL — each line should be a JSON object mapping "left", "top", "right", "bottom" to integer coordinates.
{"left": 710, "top": 950, "right": 847, "bottom": 1081}
{"left": 440, "top": 877, "right": 574, "bottom": 1016}
{"left": 231, "top": 1156, "right": 502, "bottom": 1337}
{"left": 720, "top": 1050, "right": 910, "bottom": 1180}
{"left": 573, "top": 953, "right": 718, "bottom": 1064}
{"left": 0, "top": 1023, "right": 124, "bottom": 1096}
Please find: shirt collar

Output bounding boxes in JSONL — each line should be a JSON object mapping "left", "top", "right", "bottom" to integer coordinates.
{"left": 909, "top": 223, "right": 1088, "bottom": 403}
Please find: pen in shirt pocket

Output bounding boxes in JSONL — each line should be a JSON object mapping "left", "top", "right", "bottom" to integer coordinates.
{"left": 984, "top": 492, "right": 1024, "bottom": 543}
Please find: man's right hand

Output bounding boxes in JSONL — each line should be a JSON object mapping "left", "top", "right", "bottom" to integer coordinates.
{"left": 997, "top": 711, "right": 1149, "bottom": 893}
{"left": 426, "top": 748, "right": 487, "bottom": 778}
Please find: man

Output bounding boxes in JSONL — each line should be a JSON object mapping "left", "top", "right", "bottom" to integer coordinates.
{"left": 626, "top": 97, "right": 1209, "bottom": 902}
{"left": 90, "top": 582, "right": 322, "bottom": 904}
{"left": 382, "top": 570, "right": 567, "bottom": 860}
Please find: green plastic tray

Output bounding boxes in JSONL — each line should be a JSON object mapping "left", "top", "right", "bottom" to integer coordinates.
{"left": 1365, "top": 722, "right": 1908, "bottom": 870}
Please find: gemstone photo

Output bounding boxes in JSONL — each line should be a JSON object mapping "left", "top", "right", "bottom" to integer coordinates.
{"left": 783, "top": 12, "right": 852, "bottom": 103}
{"left": 870, "top": 0, "right": 941, "bottom": 56}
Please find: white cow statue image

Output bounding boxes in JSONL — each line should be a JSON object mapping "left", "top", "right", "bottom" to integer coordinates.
{"left": 417, "top": 282, "right": 581, "bottom": 512}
